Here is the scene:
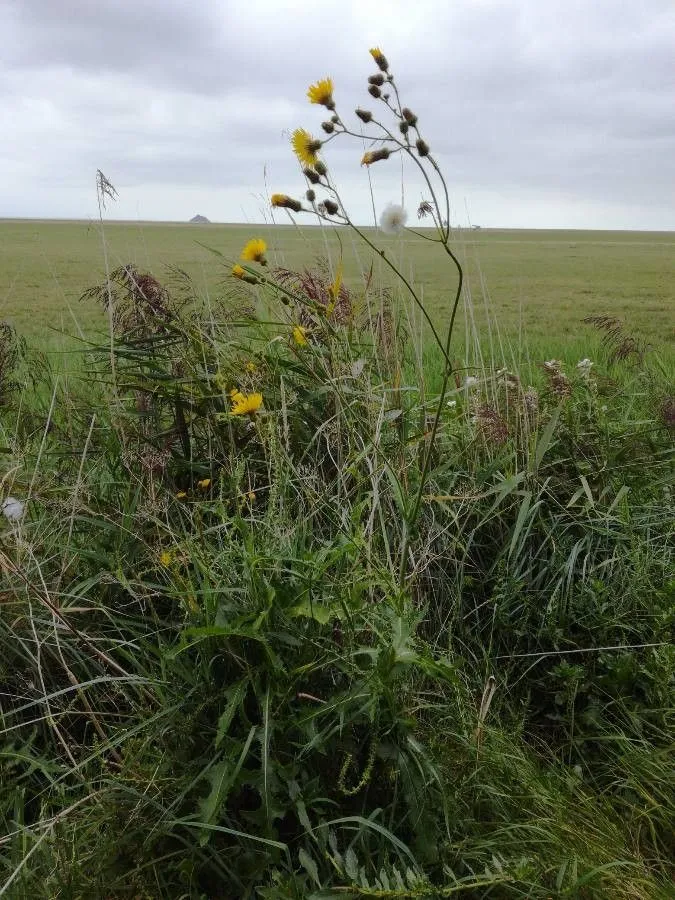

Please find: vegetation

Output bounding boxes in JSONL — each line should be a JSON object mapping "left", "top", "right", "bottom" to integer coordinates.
{"left": 1, "top": 50, "right": 673, "bottom": 899}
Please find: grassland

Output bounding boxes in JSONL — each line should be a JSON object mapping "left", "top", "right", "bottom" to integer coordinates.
{"left": 1, "top": 219, "right": 673, "bottom": 354}
{"left": 1, "top": 215, "right": 673, "bottom": 897}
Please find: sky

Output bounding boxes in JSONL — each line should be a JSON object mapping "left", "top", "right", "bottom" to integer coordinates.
{"left": 2, "top": 0, "right": 674, "bottom": 230}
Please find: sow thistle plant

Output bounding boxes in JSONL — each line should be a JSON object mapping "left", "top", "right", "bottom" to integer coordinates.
{"left": 265, "top": 46, "right": 466, "bottom": 585}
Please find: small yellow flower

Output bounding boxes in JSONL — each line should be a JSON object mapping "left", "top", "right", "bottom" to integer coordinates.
{"left": 247, "top": 491, "right": 256, "bottom": 503}
{"left": 245, "top": 361, "right": 257, "bottom": 373}
{"left": 197, "top": 478, "right": 211, "bottom": 490}
{"left": 159, "top": 550, "right": 173, "bottom": 568}
{"left": 307, "top": 77, "right": 335, "bottom": 109}
{"left": 271, "top": 193, "right": 303, "bottom": 212}
{"left": 232, "top": 264, "right": 246, "bottom": 279}
{"left": 293, "top": 325, "right": 308, "bottom": 346}
{"left": 175, "top": 491, "right": 187, "bottom": 499}
{"left": 369, "top": 47, "right": 389, "bottom": 71}
{"left": 231, "top": 392, "right": 263, "bottom": 416}
{"left": 291, "top": 129, "right": 322, "bottom": 167}
{"left": 240, "top": 238, "right": 267, "bottom": 265}
{"left": 361, "top": 148, "right": 390, "bottom": 166}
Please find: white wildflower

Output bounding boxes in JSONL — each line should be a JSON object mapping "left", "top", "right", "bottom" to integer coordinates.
{"left": 379, "top": 203, "right": 408, "bottom": 234}
{"left": 2, "top": 497, "right": 24, "bottom": 522}
{"left": 577, "top": 357, "right": 593, "bottom": 377}
{"left": 446, "top": 399, "right": 457, "bottom": 408}
{"left": 464, "top": 375, "right": 479, "bottom": 390}
{"left": 543, "top": 359, "right": 561, "bottom": 371}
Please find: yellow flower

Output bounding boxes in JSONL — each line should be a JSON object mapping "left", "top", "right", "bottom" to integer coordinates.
{"left": 232, "top": 264, "right": 246, "bottom": 279}
{"left": 231, "top": 392, "right": 263, "bottom": 416}
{"left": 307, "top": 77, "right": 335, "bottom": 108}
{"left": 361, "top": 148, "right": 390, "bottom": 167}
{"left": 240, "top": 238, "right": 267, "bottom": 265}
{"left": 271, "top": 193, "right": 303, "bottom": 212}
{"left": 175, "top": 491, "right": 187, "bottom": 499}
{"left": 293, "top": 325, "right": 308, "bottom": 346}
{"left": 245, "top": 361, "right": 257, "bottom": 373}
{"left": 197, "top": 478, "right": 211, "bottom": 490}
{"left": 369, "top": 47, "right": 389, "bottom": 71}
{"left": 247, "top": 491, "right": 256, "bottom": 503}
{"left": 291, "top": 129, "right": 322, "bottom": 167}
{"left": 159, "top": 550, "right": 173, "bottom": 568}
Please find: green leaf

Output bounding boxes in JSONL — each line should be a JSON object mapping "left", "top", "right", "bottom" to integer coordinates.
{"left": 299, "top": 847, "right": 322, "bottom": 889}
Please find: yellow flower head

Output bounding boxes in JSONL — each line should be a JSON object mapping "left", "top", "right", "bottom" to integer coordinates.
{"left": 159, "top": 550, "right": 173, "bottom": 568}
{"left": 360, "top": 147, "right": 390, "bottom": 167}
{"left": 241, "top": 238, "right": 267, "bottom": 265}
{"left": 291, "top": 129, "right": 322, "bottom": 167}
{"left": 271, "top": 193, "right": 303, "bottom": 212}
{"left": 369, "top": 47, "right": 389, "bottom": 71}
{"left": 307, "top": 77, "right": 335, "bottom": 109}
{"left": 232, "top": 264, "right": 246, "bottom": 279}
{"left": 231, "top": 392, "right": 263, "bottom": 416}
{"left": 293, "top": 325, "right": 308, "bottom": 346}
{"left": 245, "top": 361, "right": 257, "bottom": 373}
{"left": 175, "top": 491, "right": 187, "bottom": 499}
{"left": 197, "top": 478, "right": 211, "bottom": 490}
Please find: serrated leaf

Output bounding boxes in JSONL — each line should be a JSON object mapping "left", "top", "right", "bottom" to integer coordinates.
{"left": 344, "top": 847, "right": 359, "bottom": 881}
{"left": 299, "top": 847, "right": 321, "bottom": 888}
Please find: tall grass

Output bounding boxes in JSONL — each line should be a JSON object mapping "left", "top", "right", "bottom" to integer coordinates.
{"left": 1, "top": 49, "right": 673, "bottom": 899}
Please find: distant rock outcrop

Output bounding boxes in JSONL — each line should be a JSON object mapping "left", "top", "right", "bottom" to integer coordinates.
{"left": 190, "top": 214, "right": 210, "bottom": 224}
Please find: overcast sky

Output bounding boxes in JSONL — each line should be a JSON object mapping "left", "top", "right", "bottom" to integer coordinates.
{"left": 2, "top": 0, "right": 674, "bottom": 229}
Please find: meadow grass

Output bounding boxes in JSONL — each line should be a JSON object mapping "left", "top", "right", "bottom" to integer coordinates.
{"left": 1, "top": 219, "right": 673, "bottom": 353}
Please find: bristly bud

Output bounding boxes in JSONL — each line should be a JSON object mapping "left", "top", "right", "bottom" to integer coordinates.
{"left": 321, "top": 121, "right": 335, "bottom": 134}
{"left": 399, "top": 121, "right": 409, "bottom": 134}
{"left": 314, "top": 160, "right": 328, "bottom": 176}
{"left": 306, "top": 189, "right": 316, "bottom": 202}
{"left": 382, "top": 93, "right": 390, "bottom": 101}
{"left": 369, "top": 48, "right": 389, "bottom": 71}
{"left": 322, "top": 199, "right": 339, "bottom": 215}
{"left": 330, "top": 114, "right": 340, "bottom": 124}
{"left": 401, "top": 107, "right": 418, "bottom": 126}
{"left": 303, "top": 167, "right": 321, "bottom": 184}
{"left": 368, "top": 84, "right": 382, "bottom": 99}
{"left": 356, "top": 108, "right": 373, "bottom": 123}
{"left": 415, "top": 138, "right": 430, "bottom": 157}
{"left": 368, "top": 73, "right": 385, "bottom": 86}
{"left": 271, "top": 193, "right": 303, "bottom": 212}
{"left": 361, "top": 147, "right": 391, "bottom": 166}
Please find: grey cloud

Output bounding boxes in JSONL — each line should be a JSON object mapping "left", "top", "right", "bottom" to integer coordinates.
{"left": 2, "top": 0, "right": 674, "bottom": 228}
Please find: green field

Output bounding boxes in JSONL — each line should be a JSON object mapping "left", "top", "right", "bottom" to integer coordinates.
{"left": 1, "top": 219, "right": 673, "bottom": 353}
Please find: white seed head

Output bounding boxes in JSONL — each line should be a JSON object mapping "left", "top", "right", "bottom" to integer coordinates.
{"left": 379, "top": 203, "right": 408, "bottom": 234}
{"left": 2, "top": 497, "right": 25, "bottom": 522}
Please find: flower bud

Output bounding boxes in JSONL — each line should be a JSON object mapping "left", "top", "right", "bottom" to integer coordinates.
{"left": 271, "top": 193, "right": 303, "bottom": 212}
{"left": 399, "top": 121, "right": 409, "bottom": 134}
{"left": 322, "top": 121, "right": 335, "bottom": 134}
{"left": 322, "top": 199, "right": 339, "bottom": 215}
{"left": 306, "top": 189, "right": 316, "bottom": 202}
{"left": 303, "top": 167, "right": 321, "bottom": 184}
{"left": 368, "top": 73, "right": 385, "bottom": 86}
{"left": 368, "top": 84, "right": 381, "bottom": 99}
{"left": 415, "top": 138, "right": 430, "bottom": 157}
{"left": 356, "top": 108, "right": 373, "bottom": 123}
{"left": 401, "top": 107, "right": 418, "bottom": 126}
{"left": 361, "top": 147, "right": 391, "bottom": 166}
{"left": 314, "top": 160, "right": 328, "bottom": 176}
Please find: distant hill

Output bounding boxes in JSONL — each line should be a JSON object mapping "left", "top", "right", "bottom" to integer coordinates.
{"left": 190, "top": 214, "right": 210, "bottom": 224}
